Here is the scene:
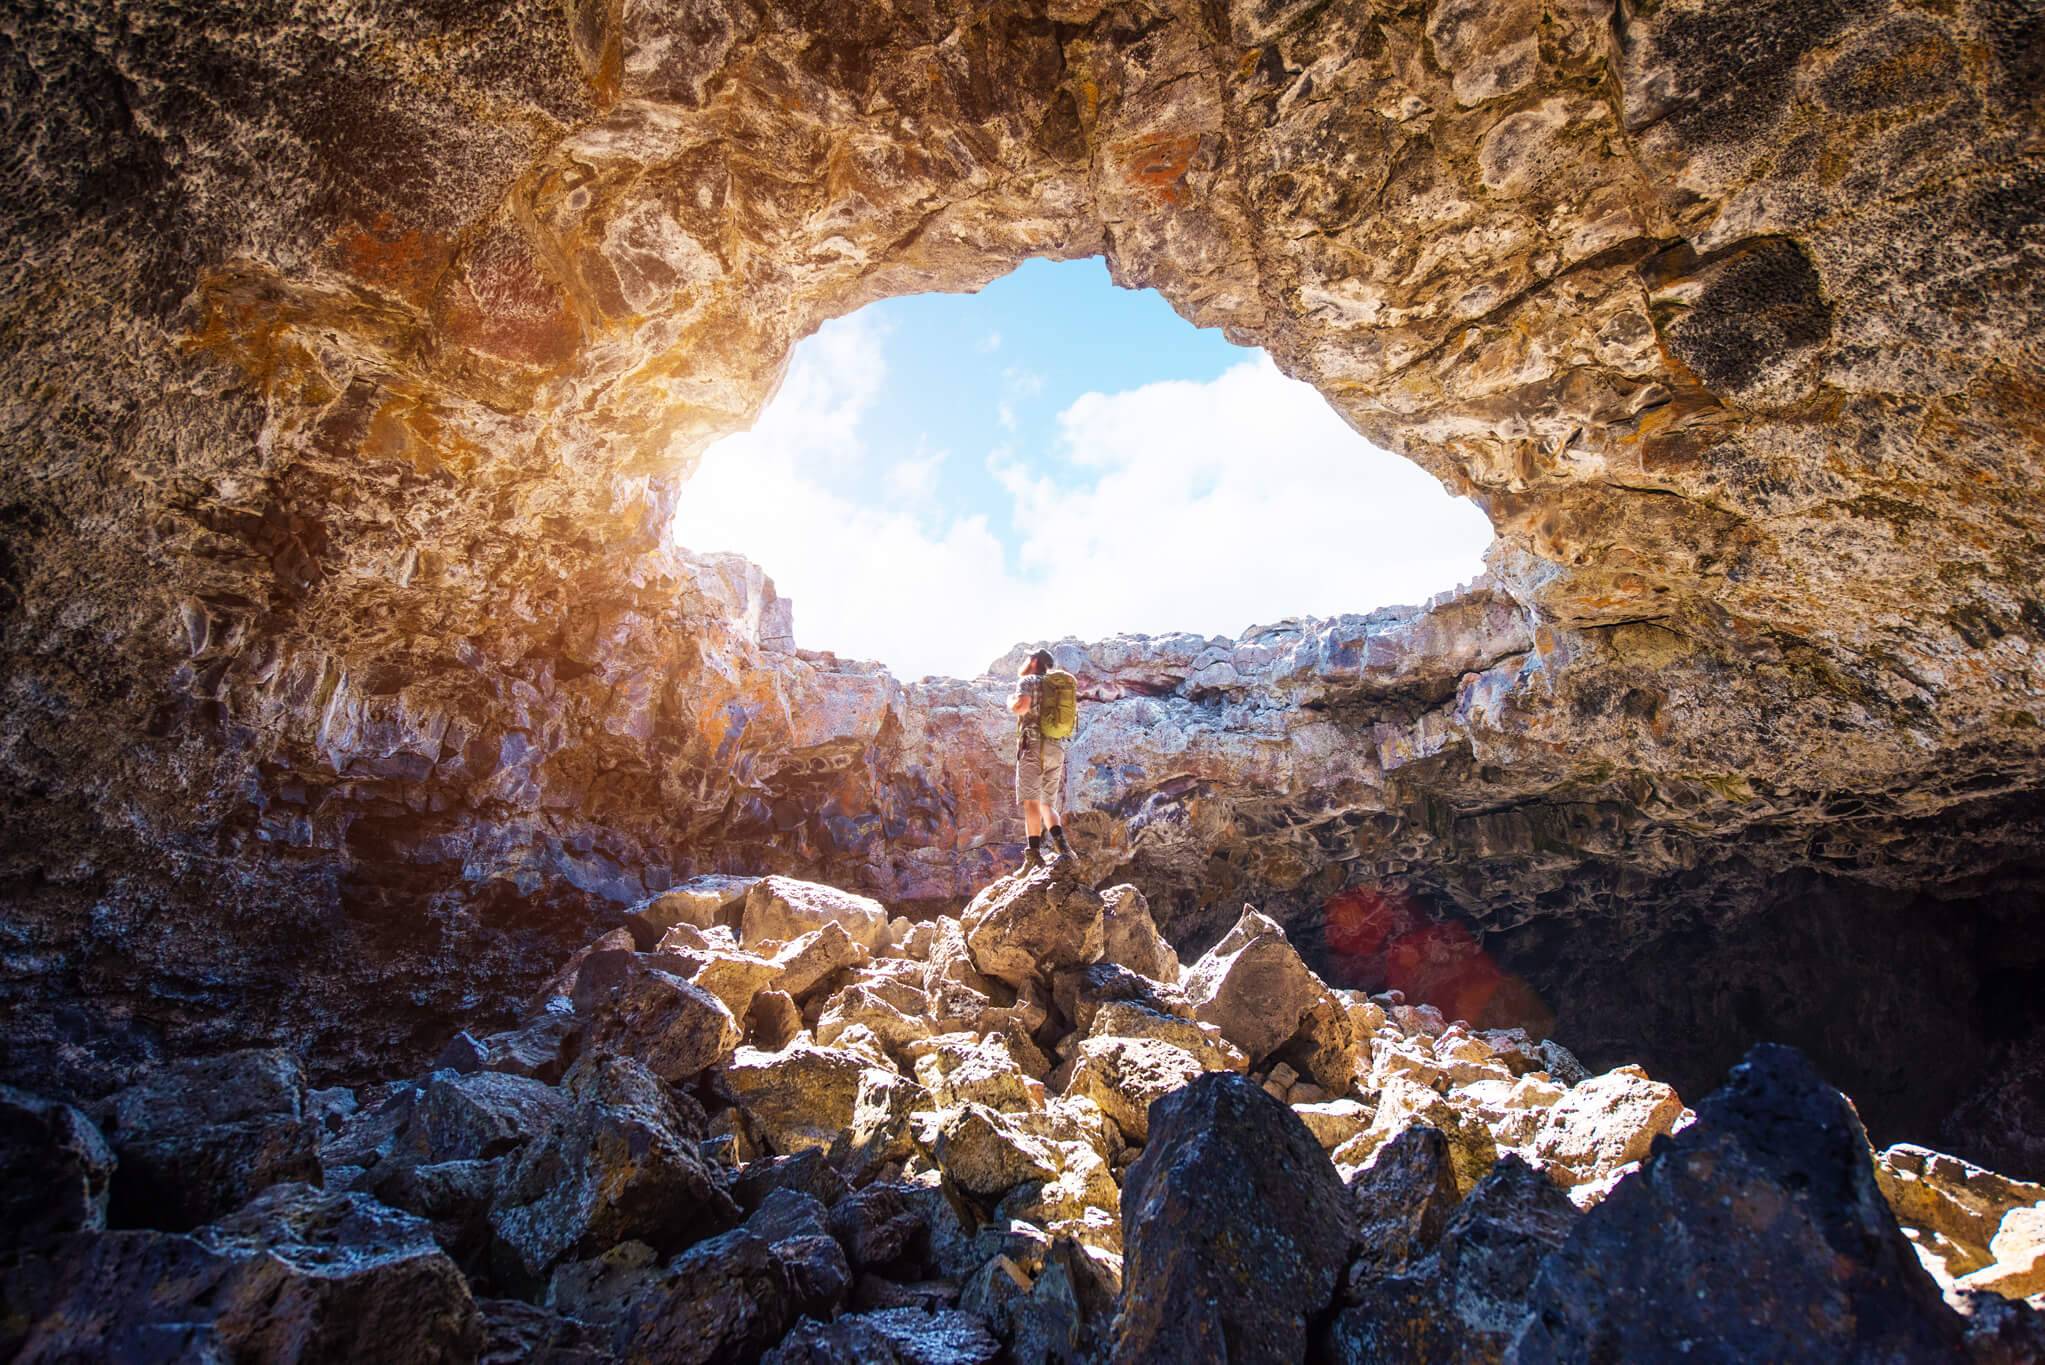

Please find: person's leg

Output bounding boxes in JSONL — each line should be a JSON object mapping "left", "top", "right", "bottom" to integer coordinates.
{"left": 1023, "top": 800, "right": 1045, "bottom": 838}
{"left": 1044, "top": 740, "right": 1073, "bottom": 856}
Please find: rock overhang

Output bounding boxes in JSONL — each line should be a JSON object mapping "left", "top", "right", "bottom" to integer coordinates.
{"left": 0, "top": 0, "right": 2041, "bottom": 1168}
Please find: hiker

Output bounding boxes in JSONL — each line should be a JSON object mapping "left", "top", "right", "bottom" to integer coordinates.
{"left": 1009, "top": 648, "right": 1078, "bottom": 873}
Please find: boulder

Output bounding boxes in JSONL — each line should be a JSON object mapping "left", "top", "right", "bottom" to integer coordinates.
{"left": 0, "top": 1085, "right": 115, "bottom": 1253}
{"left": 747, "top": 989, "right": 805, "bottom": 1051}
{"left": 614, "top": 1229, "right": 796, "bottom": 1364}
{"left": 774, "top": 921, "right": 874, "bottom": 1001}
{"left": 1099, "top": 885, "right": 1180, "bottom": 984}
{"left": 528, "top": 928, "right": 639, "bottom": 1010}
{"left": 961, "top": 865, "right": 1105, "bottom": 990}
{"left": 1510, "top": 1044, "right": 1968, "bottom": 1363}
{"left": 470, "top": 1005, "right": 581, "bottom": 1085}
{"left": 1087, "top": 1001, "right": 1247, "bottom": 1072}
{"left": 571, "top": 952, "right": 741, "bottom": 1083}
{"left": 630, "top": 875, "right": 757, "bottom": 936}
{"left": 912, "top": 1032, "right": 1039, "bottom": 1113}
{"left": 9, "top": 1184, "right": 482, "bottom": 1364}
{"left": 1292, "top": 1098, "right": 1374, "bottom": 1153}
{"left": 832, "top": 1070, "right": 937, "bottom": 1185}
{"left": 729, "top": 1150, "right": 852, "bottom": 1215}
{"left": 1273, "top": 986, "right": 1360, "bottom": 1095}
{"left": 1528, "top": 1064, "right": 1687, "bottom": 1188}
{"left": 477, "top": 1295, "right": 611, "bottom": 1362}
{"left": 1342, "top": 1124, "right": 1459, "bottom": 1284}
{"left": 1323, "top": 1154, "right": 1578, "bottom": 1363}
{"left": 1180, "top": 908, "right": 1324, "bottom": 1065}
{"left": 936, "top": 1104, "right": 1064, "bottom": 1199}
{"left": 828, "top": 1181, "right": 929, "bottom": 1271}
{"left": 818, "top": 980, "right": 937, "bottom": 1052}
{"left": 100, "top": 1047, "right": 319, "bottom": 1231}
{"left": 489, "top": 1056, "right": 736, "bottom": 1289}
{"left": 743, "top": 876, "right": 891, "bottom": 951}
{"left": 720, "top": 1043, "right": 877, "bottom": 1155}
{"left": 1051, "top": 962, "right": 1191, "bottom": 1036}
{"left": 1956, "top": 1203, "right": 2045, "bottom": 1299}
{"left": 1065, "top": 1037, "right": 1207, "bottom": 1144}
{"left": 764, "top": 1307, "right": 1000, "bottom": 1364}
{"left": 1875, "top": 1142, "right": 2045, "bottom": 1282}
{"left": 1337, "top": 1075, "right": 1499, "bottom": 1197}
{"left": 1112, "top": 1073, "right": 1352, "bottom": 1363}
{"left": 661, "top": 945, "right": 786, "bottom": 1023}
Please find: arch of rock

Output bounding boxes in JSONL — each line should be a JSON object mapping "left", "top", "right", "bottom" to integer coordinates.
{"left": 2, "top": 0, "right": 2040, "bottom": 1167}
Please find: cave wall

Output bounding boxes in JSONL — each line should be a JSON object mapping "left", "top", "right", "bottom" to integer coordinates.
{"left": 2, "top": 0, "right": 2042, "bottom": 1160}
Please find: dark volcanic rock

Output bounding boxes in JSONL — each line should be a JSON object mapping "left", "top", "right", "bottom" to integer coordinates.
{"left": 489, "top": 1054, "right": 736, "bottom": 1290}
{"left": 569, "top": 951, "right": 742, "bottom": 1083}
{"left": 829, "top": 1181, "right": 929, "bottom": 1273}
{"left": 1324, "top": 1154, "right": 1578, "bottom": 1364}
{"left": 1112, "top": 1072, "right": 1352, "bottom": 1364}
{"left": 1342, "top": 1124, "right": 1460, "bottom": 1286}
{"left": 962, "top": 865, "right": 1106, "bottom": 990}
{"left": 100, "top": 1047, "right": 319, "bottom": 1231}
{"left": 763, "top": 1306, "right": 1001, "bottom": 1365}
{"left": 478, "top": 1296, "right": 611, "bottom": 1363}
{"left": 614, "top": 1228, "right": 795, "bottom": 1365}
{"left": 1509, "top": 1044, "right": 1967, "bottom": 1362}
{"left": 0, "top": 1084, "right": 115, "bottom": 1253}
{"left": 8, "top": 1184, "right": 481, "bottom": 1364}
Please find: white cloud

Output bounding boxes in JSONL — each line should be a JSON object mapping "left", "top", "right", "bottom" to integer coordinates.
{"left": 976, "top": 329, "right": 1002, "bottom": 353}
{"left": 669, "top": 318, "right": 1493, "bottom": 680}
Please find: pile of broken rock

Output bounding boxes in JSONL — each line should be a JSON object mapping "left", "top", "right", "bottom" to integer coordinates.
{"left": 6, "top": 867, "right": 2043, "bottom": 1362}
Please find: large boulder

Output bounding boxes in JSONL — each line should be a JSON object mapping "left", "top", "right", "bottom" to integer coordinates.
{"left": 935, "top": 1104, "right": 1064, "bottom": 1199}
{"left": 0, "top": 1085, "right": 115, "bottom": 1253}
{"left": 742, "top": 876, "right": 891, "bottom": 951}
{"left": 1509, "top": 1044, "right": 1969, "bottom": 1363}
{"left": 570, "top": 952, "right": 741, "bottom": 1083}
{"left": 1338, "top": 1075, "right": 1500, "bottom": 1197}
{"left": 614, "top": 1228, "right": 797, "bottom": 1364}
{"left": 1324, "top": 1154, "right": 1579, "bottom": 1363}
{"left": 100, "top": 1048, "right": 319, "bottom": 1231}
{"left": 8, "top": 1184, "right": 482, "bottom": 1364}
{"left": 1180, "top": 908, "right": 1325, "bottom": 1066}
{"left": 1343, "top": 1124, "right": 1460, "bottom": 1283}
{"left": 764, "top": 1307, "right": 1001, "bottom": 1364}
{"left": 1065, "top": 1036, "right": 1207, "bottom": 1144}
{"left": 629, "top": 875, "right": 758, "bottom": 937}
{"left": 1087, "top": 1000, "right": 1248, "bottom": 1073}
{"left": 1099, "top": 885, "right": 1180, "bottom": 985}
{"left": 489, "top": 1055, "right": 736, "bottom": 1289}
{"left": 961, "top": 865, "right": 1106, "bottom": 990}
{"left": 1112, "top": 1073, "right": 1352, "bottom": 1363}
{"left": 1527, "top": 1065, "right": 1687, "bottom": 1189}
{"left": 774, "top": 921, "right": 874, "bottom": 1001}
{"left": 719, "top": 1043, "right": 876, "bottom": 1156}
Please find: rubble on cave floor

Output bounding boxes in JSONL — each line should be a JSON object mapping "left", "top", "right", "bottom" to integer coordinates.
{"left": 5, "top": 867, "right": 2043, "bottom": 1363}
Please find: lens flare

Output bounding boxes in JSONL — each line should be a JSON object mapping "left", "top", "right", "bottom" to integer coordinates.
{"left": 1321, "top": 883, "right": 1553, "bottom": 1037}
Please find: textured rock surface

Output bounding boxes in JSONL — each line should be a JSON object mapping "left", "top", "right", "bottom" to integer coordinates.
{"left": 9, "top": 872, "right": 2038, "bottom": 1363}
{"left": 1, "top": 0, "right": 2040, "bottom": 1187}
{"left": 1113, "top": 1072, "right": 1353, "bottom": 1363}
{"left": 1512, "top": 1044, "right": 1968, "bottom": 1362}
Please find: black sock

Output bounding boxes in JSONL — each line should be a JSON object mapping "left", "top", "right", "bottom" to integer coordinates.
{"left": 1027, "top": 834, "right": 1042, "bottom": 854}
{"left": 1050, "top": 824, "right": 1069, "bottom": 846}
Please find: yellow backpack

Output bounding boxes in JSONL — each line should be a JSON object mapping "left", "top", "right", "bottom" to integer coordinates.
{"left": 1039, "top": 669, "right": 1078, "bottom": 739}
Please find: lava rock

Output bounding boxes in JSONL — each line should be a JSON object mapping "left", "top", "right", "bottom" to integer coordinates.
{"left": 1343, "top": 1124, "right": 1459, "bottom": 1285}
{"left": 719, "top": 1042, "right": 876, "bottom": 1155}
{"left": 743, "top": 875, "right": 892, "bottom": 951}
{"left": 8, "top": 1183, "right": 482, "bottom": 1363}
{"left": 730, "top": 1150, "right": 853, "bottom": 1214}
{"left": 1181, "top": 908, "right": 1327, "bottom": 1066}
{"left": 829, "top": 1181, "right": 929, "bottom": 1272}
{"left": 773, "top": 921, "right": 875, "bottom": 1001}
{"left": 477, "top": 1296, "right": 612, "bottom": 1363}
{"left": 614, "top": 1228, "right": 795, "bottom": 1364}
{"left": 961, "top": 864, "right": 1106, "bottom": 990}
{"left": 1112, "top": 1072, "right": 1352, "bottom": 1363}
{"left": 1099, "top": 884, "right": 1180, "bottom": 985}
{"left": 1509, "top": 1043, "right": 1968, "bottom": 1362}
{"left": 1324, "top": 1154, "right": 1578, "bottom": 1363}
{"left": 1527, "top": 1064, "right": 1687, "bottom": 1188}
{"left": 489, "top": 1054, "right": 736, "bottom": 1290}
{"left": 569, "top": 951, "right": 742, "bottom": 1083}
{"left": 764, "top": 1306, "right": 1000, "bottom": 1364}
{"left": 0, "top": 1084, "right": 115, "bottom": 1253}
{"left": 1065, "top": 1036, "right": 1207, "bottom": 1144}
{"left": 100, "top": 1047, "right": 320, "bottom": 1231}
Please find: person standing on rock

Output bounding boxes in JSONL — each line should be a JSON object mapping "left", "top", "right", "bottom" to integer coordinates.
{"left": 1009, "top": 649, "right": 1078, "bottom": 872}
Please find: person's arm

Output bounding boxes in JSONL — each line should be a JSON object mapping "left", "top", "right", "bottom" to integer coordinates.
{"left": 1008, "top": 691, "right": 1029, "bottom": 715}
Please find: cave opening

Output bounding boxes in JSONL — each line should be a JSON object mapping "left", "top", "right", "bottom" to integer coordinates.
{"left": 665, "top": 256, "right": 1494, "bottom": 680}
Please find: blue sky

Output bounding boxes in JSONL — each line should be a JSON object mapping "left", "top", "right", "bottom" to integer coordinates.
{"left": 670, "top": 257, "right": 1493, "bottom": 679}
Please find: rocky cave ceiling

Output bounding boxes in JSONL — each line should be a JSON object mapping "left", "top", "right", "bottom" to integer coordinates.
{"left": 1, "top": 0, "right": 2041, "bottom": 1167}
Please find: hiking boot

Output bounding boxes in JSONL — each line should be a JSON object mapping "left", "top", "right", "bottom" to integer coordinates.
{"left": 1017, "top": 846, "right": 1046, "bottom": 875}
{"left": 1051, "top": 829, "right": 1075, "bottom": 859}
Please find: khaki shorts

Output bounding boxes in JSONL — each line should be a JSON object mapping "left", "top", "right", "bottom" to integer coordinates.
{"left": 1015, "top": 730, "right": 1066, "bottom": 807}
